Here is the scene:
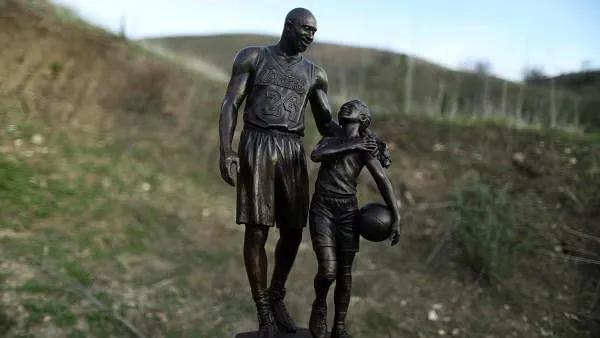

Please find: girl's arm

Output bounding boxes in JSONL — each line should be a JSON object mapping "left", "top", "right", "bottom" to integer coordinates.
{"left": 311, "top": 137, "right": 377, "bottom": 163}
{"left": 364, "top": 155, "right": 402, "bottom": 245}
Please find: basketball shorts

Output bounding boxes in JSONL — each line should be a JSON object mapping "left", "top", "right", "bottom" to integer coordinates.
{"left": 309, "top": 191, "right": 360, "bottom": 253}
{"left": 236, "top": 125, "right": 309, "bottom": 229}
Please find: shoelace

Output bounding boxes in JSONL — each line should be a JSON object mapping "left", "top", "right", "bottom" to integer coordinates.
{"left": 258, "top": 312, "right": 273, "bottom": 326}
{"left": 312, "top": 305, "right": 327, "bottom": 314}
{"left": 257, "top": 307, "right": 274, "bottom": 326}
{"left": 269, "top": 287, "right": 286, "bottom": 302}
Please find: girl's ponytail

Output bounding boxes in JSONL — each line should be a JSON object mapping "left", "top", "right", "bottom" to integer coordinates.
{"left": 361, "top": 128, "right": 392, "bottom": 169}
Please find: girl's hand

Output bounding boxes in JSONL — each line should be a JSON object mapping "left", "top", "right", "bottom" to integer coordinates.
{"left": 389, "top": 219, "right": 401, "bottom": 246}
{"left": 354, "top": 137, "right": 378, "bottom": 154}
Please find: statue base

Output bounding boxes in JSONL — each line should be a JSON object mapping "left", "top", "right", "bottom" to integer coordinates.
{"left": 235, "top": 328, "right": 312, "bottom": 338}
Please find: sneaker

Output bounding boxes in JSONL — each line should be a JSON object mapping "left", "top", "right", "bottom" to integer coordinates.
{"left": 331, "top": 325, "right": 352, "bottom": 338}
{"left": 309, "top": 302, "right": 328, "bottom": 338}
{"left": 257, "top": 306, "right": 276, "bottom": 338}
{"left": 269, "top": 287, "right": 297, "bottom": 333}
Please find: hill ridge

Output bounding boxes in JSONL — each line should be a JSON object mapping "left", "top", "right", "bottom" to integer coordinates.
{"left": 145, "top": 34, "right": 591, "bottom": 131}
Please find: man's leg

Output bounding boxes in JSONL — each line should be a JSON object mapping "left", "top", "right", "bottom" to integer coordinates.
{"left": 269, "top": 226, "right": 303, "bottom": 332}
{"left": 331, "top": 251, "right": 356, "bottom": 338}
{"left": 268, "top": 132, "right": 308, "bottom": 332}
{"left": 270, "top": 226, "right": 303, "bottom": 291}
{"left": 243, "top": 224, "right": 275, "bottom": 338}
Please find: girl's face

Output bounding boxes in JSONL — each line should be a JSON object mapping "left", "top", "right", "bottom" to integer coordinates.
{"left": 338, "top": 100, "right": 371, "bottom": 133}
{"left": 341, "top": 117, "right": 361, "bottom": 137}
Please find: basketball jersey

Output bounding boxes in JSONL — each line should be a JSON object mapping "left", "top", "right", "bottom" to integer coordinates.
{"left": 315, "top": 147, "right": 367, "bottom": 197}
{"left": 243, "top": 46, "right": 315, "bottom": 135}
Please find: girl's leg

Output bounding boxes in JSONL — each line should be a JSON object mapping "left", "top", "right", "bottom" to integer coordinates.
{"left": 309, "top": 201, "right": 337, "bottom": 338}
{"left": 310, "top": 246, "right": 337, "bottom": 338}
{"left": 333, "top": 251, "right": 356, "bottom": 330}
{"left": 314, "top": 246, "right": 337, "bottom": 306}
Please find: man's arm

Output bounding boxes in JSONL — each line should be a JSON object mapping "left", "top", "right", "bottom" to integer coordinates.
{"left": 308, "top": 65, "right": 376, "bottom": 159}
{"left": 309, "top": 65, "right": 341, "bottom": 137}
{"left": 218, "top": 47, "right": 259, "bottom": 186}
{"left": 364, "top": 155, "right": 402, "bottom": 245}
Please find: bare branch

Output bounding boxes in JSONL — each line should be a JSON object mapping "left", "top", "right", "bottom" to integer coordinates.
{"left": 542, "top": 251, "right": 600, "bottom": 266}
{"left": 562, "top": 225, "right": 600, "bottom": 245}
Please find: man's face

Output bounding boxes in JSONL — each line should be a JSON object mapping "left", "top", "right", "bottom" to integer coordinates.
{"left": 288, "top": 15, "right": 317, "bottom": 52}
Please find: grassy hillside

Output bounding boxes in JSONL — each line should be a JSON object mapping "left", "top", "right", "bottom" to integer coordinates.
{"left": 1, "top": 1, "right": 599, "bottom": 337}
{"left": 529, "top": 70, "right": 600, "bottom": 98}
{"left": 144, "top": 34, "right": 585, "bottom": 130}
{"left": 528, "top": 70, "right": 600, "bottom": 132}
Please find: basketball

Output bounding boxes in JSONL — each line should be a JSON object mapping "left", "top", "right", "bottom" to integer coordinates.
{"left": 358, "top": 203, "right": 393, "bottom": 242}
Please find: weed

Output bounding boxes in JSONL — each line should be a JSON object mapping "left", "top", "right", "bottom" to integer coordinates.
{"left": 63, "top": 261, "right": 93, "bottom": 286}
{"left": 50, "top": 62, "right": 63, "bottom": 76}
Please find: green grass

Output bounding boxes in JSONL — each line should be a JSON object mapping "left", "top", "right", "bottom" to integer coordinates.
{"left": 0, "top": 88, "right": 244, "bottom": 336}
{"left": 23, "top": 301, "right": 76, "bottom": 327}
{"left": 0, "top": 155, "right": 82, "bottom": 225}
{"left": 18, "top": 280, "right": 60, "bottom": 294}
{"left": 63, "top": 261, "right": 93, "bottom": 286}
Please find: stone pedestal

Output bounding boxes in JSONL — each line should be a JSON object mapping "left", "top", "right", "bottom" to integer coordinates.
{"left": 235, "top": 328, "right": 312, "bottom": 338}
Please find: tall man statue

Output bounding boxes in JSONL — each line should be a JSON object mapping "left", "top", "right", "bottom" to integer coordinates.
{"left": 218, "top": 7, "right": 375, "bottom": 338}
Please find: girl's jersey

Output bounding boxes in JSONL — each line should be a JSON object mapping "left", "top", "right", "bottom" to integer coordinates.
{"left": 314, "top": 138, "right": 371, "bottom": 197}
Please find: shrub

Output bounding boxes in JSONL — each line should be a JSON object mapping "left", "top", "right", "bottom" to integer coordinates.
{"left": 453, "top": 180, "right": 533, "bottom": 283}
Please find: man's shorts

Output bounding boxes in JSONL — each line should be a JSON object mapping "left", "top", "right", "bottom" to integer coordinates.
{"left": 236, "top": 125, "right": 309, "bottom": 229}
{"left": 309, "top": 191, "right": 360, "bottom": 253}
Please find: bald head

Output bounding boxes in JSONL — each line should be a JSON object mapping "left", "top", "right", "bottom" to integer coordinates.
{"left": 285, "top": 8, "right": 316, "bottom": 26}
{"left": 280, "top": 8, "right": 317, "bottom": 54}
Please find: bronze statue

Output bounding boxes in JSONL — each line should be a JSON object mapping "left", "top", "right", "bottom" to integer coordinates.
{"left": 307, "top": 99, "right": 401, "bottom": 338}
{"left": 218, "top": 8, "right": 376, "bottom": 338}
